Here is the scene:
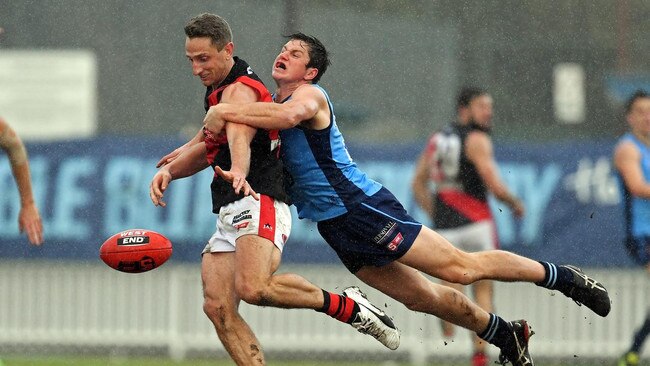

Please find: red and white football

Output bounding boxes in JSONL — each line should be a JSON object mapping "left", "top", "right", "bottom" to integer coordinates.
{"left": 100, "top": 229, "right": 172, "bottom": 273}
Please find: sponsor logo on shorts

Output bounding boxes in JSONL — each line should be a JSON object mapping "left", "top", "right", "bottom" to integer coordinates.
{"left": 373, "top": 221, "right": 397, "bottom": 245}
{"left": 234, "top": 222, "right": 249, "bottom": 230}
{"left": 232, "top": 210, "right": 252, "bottom": 224}
{"left": 387, "top": 232, "right": 403, "bottom": 251}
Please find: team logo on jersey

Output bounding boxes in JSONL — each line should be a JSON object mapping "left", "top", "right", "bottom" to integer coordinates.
{"left": 387, "top": 232, "right": 404, "bottom": 251}
{"left": 373, "top": 221, "right": 397, "bottom": 245}
{"left": 246, "top": 66, "right": 253, "bottom": 75}
{"left": 263, "top": 223, "right": 273, "bottom": 230}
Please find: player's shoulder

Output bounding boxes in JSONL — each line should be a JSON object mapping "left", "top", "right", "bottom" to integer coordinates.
{"left": 614, "top": 138, "right": 640, "bottom": 158}
{"left": 295, "top": 83, "right": 326, "bottom": 97}
{"left": 221, "top": 81, "right": 264, "bottom": 102}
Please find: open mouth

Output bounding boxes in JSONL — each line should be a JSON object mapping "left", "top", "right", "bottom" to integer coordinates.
{"left": 275, "top": 61, "right": 286, "bottom": 70}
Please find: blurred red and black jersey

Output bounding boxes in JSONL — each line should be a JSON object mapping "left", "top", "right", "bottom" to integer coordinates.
{"left": 425, "top": 123, "right": 491, "bottom": 229}
{"left": 203, "top": 57, "right": 289, "bottom": 212}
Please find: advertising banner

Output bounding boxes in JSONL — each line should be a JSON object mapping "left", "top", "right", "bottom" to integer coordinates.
{"left": 0, "top": 137, "right": 631, "bottom": 267}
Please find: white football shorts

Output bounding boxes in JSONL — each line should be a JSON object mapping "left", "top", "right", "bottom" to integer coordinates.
{"left": 436, "top": 220, "right": 498, "bottom": 252}
{"left": 203, "top": 194, "right": 291, "bottom": 254}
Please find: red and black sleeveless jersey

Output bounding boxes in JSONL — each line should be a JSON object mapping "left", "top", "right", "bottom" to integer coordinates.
{"left": 203, "top": 57, "right": 289, "bottom": 212}
{"left": 425, "top": 123, "right": 491, "bottom": 229}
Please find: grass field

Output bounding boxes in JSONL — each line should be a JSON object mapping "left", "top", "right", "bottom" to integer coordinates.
{"left": 0, "top": 358, "right": 402, "bottom": 366}
{"left": 0, "top": 357, "right": 573, "bottom": 366}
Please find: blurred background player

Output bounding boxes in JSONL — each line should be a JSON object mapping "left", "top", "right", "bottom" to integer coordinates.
{"left": 412, "top": 87, "right": 524, "bottom": 366}
{"left": 0, "top": 117, "right": 43, "bottom": 246}
{"left": 614, "top": 89, "right": 650, "bottom": 366}
{"left": 151, "top": 13, "right": 399, "bottom": 365}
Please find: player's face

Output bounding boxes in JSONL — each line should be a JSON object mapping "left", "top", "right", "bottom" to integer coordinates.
{"left": 628, "top": 97, "right": 650, "bottom": 136}
{"left": 272, "top": 39, "right": 317, "bottom": 83}
{"left": 468, "top": 95, "right": 493, "bottom": 128}
{"left": 185, "top": 37, "right": 233, "bottom": 87}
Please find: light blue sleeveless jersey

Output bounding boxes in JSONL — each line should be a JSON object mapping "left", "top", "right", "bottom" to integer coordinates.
{"left": 279, "top": 84, "right": 382, "bottom": 221}
{"left": 617, "top": 133, "right": 650, "bottom": 237}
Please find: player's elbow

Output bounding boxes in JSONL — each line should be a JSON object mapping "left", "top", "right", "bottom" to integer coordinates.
{"left": 283, "top": 109, "right": 303, "bottom": 128}
{"left": 628, "top": 184, "right": 650, "bottom": 198}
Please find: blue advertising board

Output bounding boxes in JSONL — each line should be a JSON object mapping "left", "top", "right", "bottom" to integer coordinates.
{"left": 0, "top": 137, "right": 632, "bottom": 267}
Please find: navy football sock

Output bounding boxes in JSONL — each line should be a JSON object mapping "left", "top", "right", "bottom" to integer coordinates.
{"left": 477, "top": 313, "right": 512, "bottom": 349}
{"left": 535, "top": 261, "right": 573, "bottom": 292}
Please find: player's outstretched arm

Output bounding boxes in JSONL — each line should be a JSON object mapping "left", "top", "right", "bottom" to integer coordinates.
{"left": 156, "top": 127, "right": 205, "bottom": 168}
{"left": 0, "top": 118, "right": 43, "bottom": 245}
{"left": 204, "top": 84, "right": 322, "bottom": 132}
{"left": 150, "top": 142, "right": 209, "bottom": 207}
{"left": 465, "top": 131, "right": 524, "bottom": 217}
{"left": 614, "top": 141, "right": 650, "bottom": 199}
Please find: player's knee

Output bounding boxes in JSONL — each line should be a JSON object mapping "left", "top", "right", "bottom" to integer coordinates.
{"left": 203, "top": 298, "right": 237, "bottom": 329}
{"left": 443, "top": 266, "right": 479, "bottom": 285}
{"left": 235, "top": 280, "right": 270, "bottom": 306}
{"left": 441, "top": 252, "right": 482, "bottom": 285}
{"left": 403, "top": 297, "right": 429, "bottom": 312}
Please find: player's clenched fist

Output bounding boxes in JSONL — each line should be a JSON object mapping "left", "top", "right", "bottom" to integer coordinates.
{"left": 150, "top": 169, "right": 172, "bottom": 207}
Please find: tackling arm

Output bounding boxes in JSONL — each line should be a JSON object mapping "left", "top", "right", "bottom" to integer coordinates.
{"left": 204, "top": 84, "right": 323, "bottom": 132}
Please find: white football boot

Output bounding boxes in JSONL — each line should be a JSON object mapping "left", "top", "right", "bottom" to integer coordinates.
{"left": 343, "top": 286, "right": 400, "bottom": 350}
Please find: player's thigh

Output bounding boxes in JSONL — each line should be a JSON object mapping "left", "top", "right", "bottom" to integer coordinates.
{"left": 355, "top": 261, "right": 438, "bottom": 309}
{"left": 437, "top": 221, "right": 496, "bottom": 253}
{"left": 201, "top": 251, "right": 238, "bottom": 306}
{"left": 397, "top": 225, "right": 478, "bottom": 282}
{"left": 235, "top": 234, "right": 281, "bottom": 285}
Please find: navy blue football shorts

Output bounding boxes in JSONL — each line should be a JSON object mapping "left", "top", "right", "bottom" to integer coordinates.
{"left": 625, "top": 235, "right": 650, "bottom": 266}
{"left": 317, "top": 187, "right": 423, "bottom": 273}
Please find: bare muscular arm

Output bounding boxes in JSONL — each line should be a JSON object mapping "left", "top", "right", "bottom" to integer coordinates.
{"left": 465, "top": 131, "right": 524, "bottom": 217}
{"left": 204, "top": 84, "right": 328, "bottom": 133}
{"left": 614, "top": 140, "right": 650, "bottom": 199}
{"left": 0, "top": 118, "right": 43, "bottom": 245}
{"left": 412, "top": 149, "right": 435, "bottom": 217}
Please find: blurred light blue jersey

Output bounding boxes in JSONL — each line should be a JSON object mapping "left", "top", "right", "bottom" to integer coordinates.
{"left": 617, "top": 133, "right": 650, "bottom": 238}
{"left": 279, "top": 84, "right": 382, "bottom": 221}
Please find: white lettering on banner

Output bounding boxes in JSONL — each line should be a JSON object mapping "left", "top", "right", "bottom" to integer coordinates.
{"left": 493, "top": 163, "right": 562, "bottom": 246}
{"left": 50, "top": 157, "right": 95, "bottom": 238}
{"left": 103, "top": 158, "right": 214, "bottom": 241}
{"left": 564, "top": 157, "right": 620, "bottom": 205}
{"left": 0, "top": 157, "right": 20, "bottom": 234}
{"left": 0, "top": 156, "right": 96, "bottom": 239}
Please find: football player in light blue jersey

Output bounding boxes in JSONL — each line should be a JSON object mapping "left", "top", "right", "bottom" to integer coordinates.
{"left": 195, "top": 33, "right": 612, "bottom": 366}
{"left": 614, "top": 90, "right": 650, "bottom": 366}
